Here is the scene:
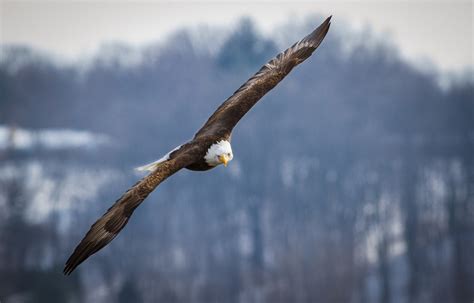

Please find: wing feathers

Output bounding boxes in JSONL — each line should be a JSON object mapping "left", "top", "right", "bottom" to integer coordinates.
{"left": 63, "top": 154, "right": 194, "bottom": 275}
{"left": 63, "top": 182, "right": 148, "bottom": 275}
{"left": 194, "top": 16, "right": 331, "bottom": 138}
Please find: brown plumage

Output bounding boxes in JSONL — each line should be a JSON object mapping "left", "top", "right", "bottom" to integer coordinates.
{"left": 64, "top": 16, "right": 331, "bottom": 275}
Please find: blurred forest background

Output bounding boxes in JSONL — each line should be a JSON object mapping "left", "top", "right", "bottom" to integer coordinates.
{"left": 0, "top": 15, "right": 473, "bottom": 303}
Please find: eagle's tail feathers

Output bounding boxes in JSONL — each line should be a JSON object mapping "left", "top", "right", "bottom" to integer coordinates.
{"left": 135, "top": 145, "right": 183, "bottom": 172}
{"left": 135, "top": 159, "right": 165, "bottom": 172}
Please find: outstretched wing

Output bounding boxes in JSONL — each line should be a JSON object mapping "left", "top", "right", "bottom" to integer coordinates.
{"left": 63, "top": 150, "right": 196, "bottom": 275}
{"left": 194, "top": 16, "right": 331, "bottom": 138}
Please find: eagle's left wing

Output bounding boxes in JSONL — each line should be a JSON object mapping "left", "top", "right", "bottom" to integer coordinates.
{"left": 63, "top": 149, "right": 197, "bottom": 275}
{"left": 194, "top": 16, "right": 331, "bottom": 138}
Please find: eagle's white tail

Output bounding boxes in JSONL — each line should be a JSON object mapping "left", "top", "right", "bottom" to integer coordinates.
{"left": 135, "top": 159, "right": 164, "bottom": 172}
{"left": 135, "top": 144, "right": 182, "bottom": 172}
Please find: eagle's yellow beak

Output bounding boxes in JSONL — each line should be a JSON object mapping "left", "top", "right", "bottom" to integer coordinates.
{"left": 219, "top": 154, "right": 229, "bottom": 167}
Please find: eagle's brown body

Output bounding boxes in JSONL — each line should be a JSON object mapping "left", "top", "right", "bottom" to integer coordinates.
{"left": 64, "top": 16, "right": 331, "bottom": 275}
{"left": 171, "top": 134, "right": 231, "bottom": 171}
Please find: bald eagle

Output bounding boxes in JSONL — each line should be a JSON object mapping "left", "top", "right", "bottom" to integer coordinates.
{"left": 64, "top": 16, "right": 331, "bottom": 275}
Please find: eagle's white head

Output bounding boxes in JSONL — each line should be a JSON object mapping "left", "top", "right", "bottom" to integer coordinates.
{"left": 204, "top": 140, "right": 233, "bottom": 167}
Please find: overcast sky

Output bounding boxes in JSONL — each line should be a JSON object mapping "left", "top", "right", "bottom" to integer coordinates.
{"left": 1, "top": 1, "right": 472, "bottom": 74}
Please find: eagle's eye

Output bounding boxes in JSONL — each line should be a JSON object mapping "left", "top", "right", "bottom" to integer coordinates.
{"left": 227, "top": 153, "right": 231, "bottom": 157}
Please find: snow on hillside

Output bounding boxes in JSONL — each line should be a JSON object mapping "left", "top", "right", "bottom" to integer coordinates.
{"left": 0, "top": 125, "right": 110, "bottom": 151}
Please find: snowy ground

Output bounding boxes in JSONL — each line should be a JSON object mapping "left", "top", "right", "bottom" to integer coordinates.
{"left": 0, "top": 125, "right": 110, "bottom": 151}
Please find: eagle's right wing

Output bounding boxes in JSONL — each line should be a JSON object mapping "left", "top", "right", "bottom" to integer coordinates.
{"left": 194, "top": 16, "right": 331, "bottom": 138}
{"left": 63, "top": 149, "right": 197, "bottom": 275}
